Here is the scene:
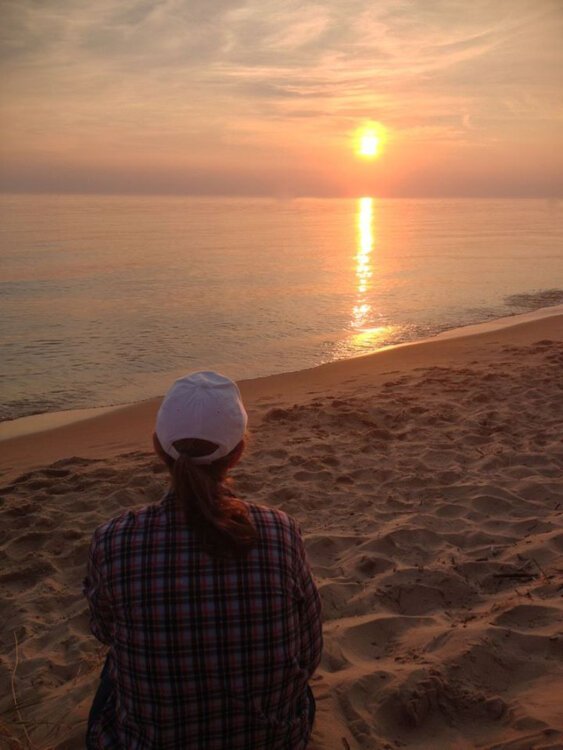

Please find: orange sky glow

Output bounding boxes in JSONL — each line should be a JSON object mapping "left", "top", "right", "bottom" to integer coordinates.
{"left": 1, "top": 0, "right": 562, "bottom": 197}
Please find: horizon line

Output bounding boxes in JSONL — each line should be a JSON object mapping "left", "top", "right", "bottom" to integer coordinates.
{"left": 2, "top": 189, "right": 562, "bottom": 201}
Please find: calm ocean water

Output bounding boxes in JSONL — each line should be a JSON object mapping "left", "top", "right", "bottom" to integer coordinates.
{"left": 1, "top": 194, "right": 562, "bottom": 421}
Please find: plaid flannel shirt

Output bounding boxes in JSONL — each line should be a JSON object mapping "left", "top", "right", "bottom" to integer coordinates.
{"left": 84, "top": 492, "right": 322, "bottom": 749}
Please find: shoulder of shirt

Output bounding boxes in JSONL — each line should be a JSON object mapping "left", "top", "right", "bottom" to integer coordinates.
{"left": 245, "top": 502, "right": 300, "bottom": 534}
{"left": 91, "top": 495, "right": 166, "bottom": 542}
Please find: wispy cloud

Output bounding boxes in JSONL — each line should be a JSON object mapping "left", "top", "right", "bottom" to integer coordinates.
{"left": 1, "top": 0, "right": 562, "bottom": 195}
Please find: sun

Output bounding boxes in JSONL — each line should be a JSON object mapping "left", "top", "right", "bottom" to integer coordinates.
{"left": 355, "top": 122, "right": 386, "bottom": 160}
{"left": 360, "top": 134, "right": 379, "bottom": 157}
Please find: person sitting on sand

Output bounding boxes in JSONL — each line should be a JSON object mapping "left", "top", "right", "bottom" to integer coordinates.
{"left": 84, "top": 370, "right": 322, "bottom": 749}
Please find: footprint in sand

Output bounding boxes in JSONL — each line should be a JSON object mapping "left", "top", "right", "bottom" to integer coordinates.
{"left": 493, "top": 604, "right": 561, "bottom": 630}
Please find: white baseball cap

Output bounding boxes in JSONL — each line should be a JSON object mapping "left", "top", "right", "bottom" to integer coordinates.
{"left": 155, "top": 371, "right": 248, "bottom": 464}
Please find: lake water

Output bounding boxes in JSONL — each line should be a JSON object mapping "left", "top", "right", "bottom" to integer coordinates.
{"left": 1, "top": 194, "right": 562, "bottom": 421}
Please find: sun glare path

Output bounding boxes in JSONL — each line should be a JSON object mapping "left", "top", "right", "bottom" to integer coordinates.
{"left": 350, "top": 198, "right": 392, "bottom": 348}
{"left": 353, "top": 197, "right": 374, "bottom": 328}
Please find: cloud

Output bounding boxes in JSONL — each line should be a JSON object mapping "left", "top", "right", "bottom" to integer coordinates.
{"left": 1, "top": 0, "right": 562, "bottom": 195}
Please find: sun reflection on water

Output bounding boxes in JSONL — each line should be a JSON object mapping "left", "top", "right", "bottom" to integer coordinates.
{"left": 349, "top": 197, "right": 394, "bottom": 350}
{"left": 355, "top": 197, "right": 373, "bottom": 299}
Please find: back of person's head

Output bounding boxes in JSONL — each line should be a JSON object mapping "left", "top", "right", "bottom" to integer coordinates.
{"left": 154, "top": 371, "right": 257, "bottom": 556}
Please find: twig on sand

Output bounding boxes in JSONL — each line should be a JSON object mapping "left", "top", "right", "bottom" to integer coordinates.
{"left": 515, "top": 556, "right": 551, "bottom": 581}
{"left": 72, "top": 662, "right": 83, "bottom": 687}
{"left": 10, "top": 632, "right": 35, "bottom": 750}
{"left": 530, "top": 557, "right": 550, "bottom": 580}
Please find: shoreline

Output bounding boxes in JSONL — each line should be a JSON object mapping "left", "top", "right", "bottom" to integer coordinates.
{"left": 1, "top": 302, "right": 562, "bottom": 447}
{"left": 0, "top": 303, "right": 562, "bottom": 483}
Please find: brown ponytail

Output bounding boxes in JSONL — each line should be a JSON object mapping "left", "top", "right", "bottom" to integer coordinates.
{"left": 164, "top": 437, "right": 258, "bottom": 557}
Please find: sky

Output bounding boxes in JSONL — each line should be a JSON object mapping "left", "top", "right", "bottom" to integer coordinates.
{"left": 1, "top": 0, "right": 562, "bottom": 197}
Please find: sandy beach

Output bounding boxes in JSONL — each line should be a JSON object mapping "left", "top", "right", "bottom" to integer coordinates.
{"left": 1, "top": 308, "right": 562, "bottom": 749}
